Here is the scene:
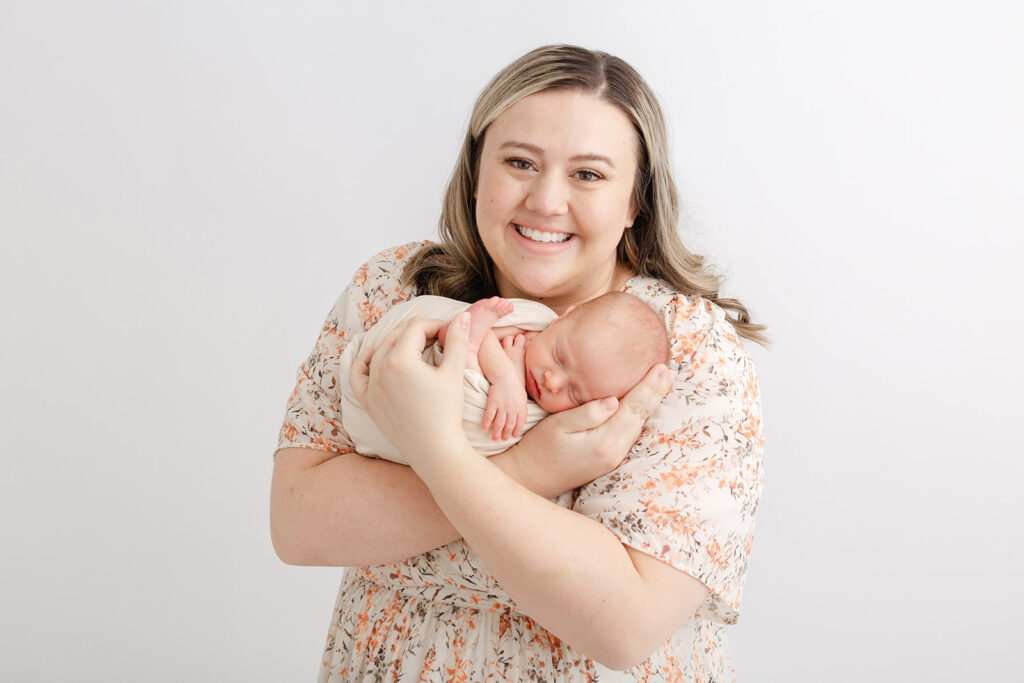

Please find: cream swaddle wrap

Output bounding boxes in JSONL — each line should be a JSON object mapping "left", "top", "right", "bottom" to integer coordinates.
{"left": 339, "top": 295, "right": 557, "bottom": 463}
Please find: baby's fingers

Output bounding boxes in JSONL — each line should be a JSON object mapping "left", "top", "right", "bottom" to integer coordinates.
{"left": 491, "top": 411, "right": 506, "bottom": 441}
{"left": 513, "top": 408, "right": 527, "bottom": 438}
{"left": 482, "top": 404, "right": 497, "bottom": 432}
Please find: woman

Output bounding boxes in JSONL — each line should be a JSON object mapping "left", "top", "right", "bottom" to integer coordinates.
{"left": 271, "top": 45, "right": 766, "bottom": 681}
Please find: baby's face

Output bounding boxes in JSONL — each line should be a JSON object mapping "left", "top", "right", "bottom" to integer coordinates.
{"left": 523, "top": 315, "right": 638, "bottom": 413}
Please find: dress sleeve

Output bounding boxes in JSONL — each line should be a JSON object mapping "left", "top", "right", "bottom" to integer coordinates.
{"left": 572, "top": 282, "right": 765, "bottom": 623}
{"left": 275, "top": 242, "right": 427, "bottom": 457}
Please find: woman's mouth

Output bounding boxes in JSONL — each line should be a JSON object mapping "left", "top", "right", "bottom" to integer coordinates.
{"left": 513, "top": 223, "right": 573, "bottom": 244}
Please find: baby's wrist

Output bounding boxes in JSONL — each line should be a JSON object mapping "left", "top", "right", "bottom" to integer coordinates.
{"left": 489, "top": 371, "right": 519, "bottom": 393}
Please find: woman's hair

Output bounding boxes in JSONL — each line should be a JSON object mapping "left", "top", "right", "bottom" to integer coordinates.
{"left": 403, "top": 44, "right": 767, "bottom": 345}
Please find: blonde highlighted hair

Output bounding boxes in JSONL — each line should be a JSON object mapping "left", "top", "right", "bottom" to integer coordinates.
{"left": 403, "top": 44, "right": 767, "bottom": 345}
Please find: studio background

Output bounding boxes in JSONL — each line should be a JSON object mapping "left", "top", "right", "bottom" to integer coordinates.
{"left": 2, "top": 1, "right": 1021, "bottom": 681}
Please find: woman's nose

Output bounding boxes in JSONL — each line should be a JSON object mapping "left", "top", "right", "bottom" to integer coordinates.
{"left": 524, "top": 173, "right": 569, "bottom": 216}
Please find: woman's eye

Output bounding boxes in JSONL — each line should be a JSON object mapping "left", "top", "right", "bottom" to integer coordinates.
{"left": 506, "top": 158, "right": 534, "bottom": 171}
{"left": 574, "top": 169, "right": 602, "bottom": 182}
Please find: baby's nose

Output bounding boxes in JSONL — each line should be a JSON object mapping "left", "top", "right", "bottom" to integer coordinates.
{"left": 543, "top": 370, "right": 564, "bottom": 392}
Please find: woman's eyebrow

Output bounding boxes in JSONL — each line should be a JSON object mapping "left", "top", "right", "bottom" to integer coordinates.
{"left": 498, "top": 141, "right": 615, "bottom": 168}
{"left": 569, "top": 153, "right": 615, "bottom": 168}
{"left": 499, "top": 141, "right": 543, "bottom": 155}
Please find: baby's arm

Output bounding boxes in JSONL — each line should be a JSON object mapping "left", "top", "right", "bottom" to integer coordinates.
{"left": 437, "top": 297, "right": 527, "bottom": 440}
{"left": 478, "top": 331, "right": 528, "bottom": 440}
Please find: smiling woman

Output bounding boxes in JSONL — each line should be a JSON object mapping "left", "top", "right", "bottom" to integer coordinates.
{"left": 271, "top": 44, "right": 766, "bottom": 681}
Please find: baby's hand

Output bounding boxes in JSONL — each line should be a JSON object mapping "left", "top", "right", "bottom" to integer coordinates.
{"left": 482, "top": 377, "right": 528, "bottom": 442}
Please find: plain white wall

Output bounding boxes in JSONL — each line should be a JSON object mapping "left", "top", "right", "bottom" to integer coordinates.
{"left": 2, "top": 1, "right": 1022, "bottom": 680}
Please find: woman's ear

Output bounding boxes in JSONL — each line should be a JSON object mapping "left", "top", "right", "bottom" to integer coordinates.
{"left": 626, "top": 200, "right": 639, "bottom": 228}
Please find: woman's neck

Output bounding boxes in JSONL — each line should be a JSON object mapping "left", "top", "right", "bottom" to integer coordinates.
{"left": 500, "top": 262, "right": 637, "bottom": 315}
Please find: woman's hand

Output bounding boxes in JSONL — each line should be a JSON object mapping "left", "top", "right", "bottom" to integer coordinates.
{"left": 503, "top": 364, "right": 674, "bottom": 498}
{"left": 350, "top": 312, "right": 473, "bottom": 466}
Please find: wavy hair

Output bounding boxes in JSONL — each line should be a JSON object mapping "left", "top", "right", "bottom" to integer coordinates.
{"left": 403, "top": 44, "right": 767, "bottom": 345}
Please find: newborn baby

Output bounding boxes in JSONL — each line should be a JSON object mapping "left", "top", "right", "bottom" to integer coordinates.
{"left": 339, "top": 291, "right": 669, "bottom": 463}
{"left": 438, "top": 291, "right": 671, "bottom": 441}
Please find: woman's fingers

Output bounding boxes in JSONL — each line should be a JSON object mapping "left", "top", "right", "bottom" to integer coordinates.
{"left": 438, "top": 312, "right": 470, "bottom": 379}
{"left": 350, "top": 344, "right": 374, "bottom": 401}
{"left": 368, "top": 316, "right": 445, "bottom": 373}
{"left": 368, "top": 316, "right": 414, "bottom": 366}
{"left": 389, "top": 317, "right": 445, "bottom": 358}
{"left": 549, "top": 396, "right": 620, "bottom": 434}
{"left": 604, "top": 364, "right": 673, "bottom": 430}
{"left": 556, "top": 363, "right": 671, "bottom": 440}
{"left": 356, "top": 315, "right": 473, "bottom": 461}
{"left": 355, "top": 316, "right": 449, "bottom": 406}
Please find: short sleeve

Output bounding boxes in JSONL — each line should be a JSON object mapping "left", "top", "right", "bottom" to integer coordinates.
{"left": 573, "top": 279, "right": 765, "bottom": 623}
{"left": 275, "top": 242, "right": 428, "bottom": 457}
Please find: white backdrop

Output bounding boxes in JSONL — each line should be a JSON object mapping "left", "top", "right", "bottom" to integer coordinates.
{"left": 2, "top": 1, "right": 1022, "bottom": 681}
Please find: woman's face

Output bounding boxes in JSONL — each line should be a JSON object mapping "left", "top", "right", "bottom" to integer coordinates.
{"left": 474, "top": 89, "right": 640, "bottom": 313}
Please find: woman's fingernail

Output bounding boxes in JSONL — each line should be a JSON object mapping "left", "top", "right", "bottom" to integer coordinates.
{"left": 457, "top": 312, "right": 471, "bottom": 329}
{"left": 601, "top": 397, "right": 617, "bottom": 412}
{"left": 658, "top": 365, "right": 672, "bottom": 382}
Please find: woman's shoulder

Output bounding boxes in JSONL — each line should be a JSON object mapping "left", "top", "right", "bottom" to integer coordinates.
{"left": 623, "top": 276, "right": 751, "bottom": 371}
{"left": 330, "top": 240, "right": 434, "bottom": 331}
{"left": 351, "top": 240, "right": 435, "bottom": 290}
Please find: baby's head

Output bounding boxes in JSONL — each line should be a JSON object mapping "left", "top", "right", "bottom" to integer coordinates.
{"left": 524, "top": 292, "right": 670, "bottom": 413}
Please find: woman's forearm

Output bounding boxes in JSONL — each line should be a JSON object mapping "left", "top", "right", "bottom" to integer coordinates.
{"left": 271, "top": 448, "right": 459, "bottom": 566}
{"left": 270, "top": 446, "right": 554, "bottom": 567}
{"left": 412, "top": 440, "right": 698, "bottom": 670}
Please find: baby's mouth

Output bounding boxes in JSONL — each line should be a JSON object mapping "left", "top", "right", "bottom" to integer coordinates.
{"left": 526, "top": 371, "right": 540, "bottom": 400}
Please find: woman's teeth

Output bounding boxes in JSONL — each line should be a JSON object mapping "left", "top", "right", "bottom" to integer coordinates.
{"left": 515, "top": 224, "right": 571, "bottom": 243}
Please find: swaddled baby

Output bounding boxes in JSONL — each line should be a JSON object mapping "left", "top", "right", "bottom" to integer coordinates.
{"left": 339, "top": 291, "right": 670, "bottom": 463}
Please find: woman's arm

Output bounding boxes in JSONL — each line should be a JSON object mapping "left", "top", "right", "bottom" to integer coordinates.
{"left": 272, "top": 343, "right": 649, "bottom": 567}
{"left": 271, "top": 385, "right": 658, "bottom": 567}
{"left": 356, "top": 314, "right": 705, "bottom": 669}
{"left": 271, "top": 445, "right": 513, "bottom": 567}
{"left": 415, "top": 438, "right": 708, "bottom": 670}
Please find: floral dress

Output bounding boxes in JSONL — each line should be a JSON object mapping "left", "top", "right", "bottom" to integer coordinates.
{"left": 277, "top": 242, "right": 765, "bottom": 682}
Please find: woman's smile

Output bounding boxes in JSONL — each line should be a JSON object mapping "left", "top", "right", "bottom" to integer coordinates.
{"left": 509, "top": 221, "right": 575, "bottom": 252}
{"left": 512, "top": 222, "right": 574, "bottom": 245}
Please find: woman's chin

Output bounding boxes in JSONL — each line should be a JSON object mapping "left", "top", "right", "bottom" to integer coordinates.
{"left": 505, "top": 273, "right": 572, "bottom": 301}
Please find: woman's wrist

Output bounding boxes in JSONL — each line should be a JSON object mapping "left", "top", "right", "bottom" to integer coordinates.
{"left": 490, "top": 445, "right": 565, "bottom": 499}
{"left": 404, "top": 430, "right": 477, "bottom": 483}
